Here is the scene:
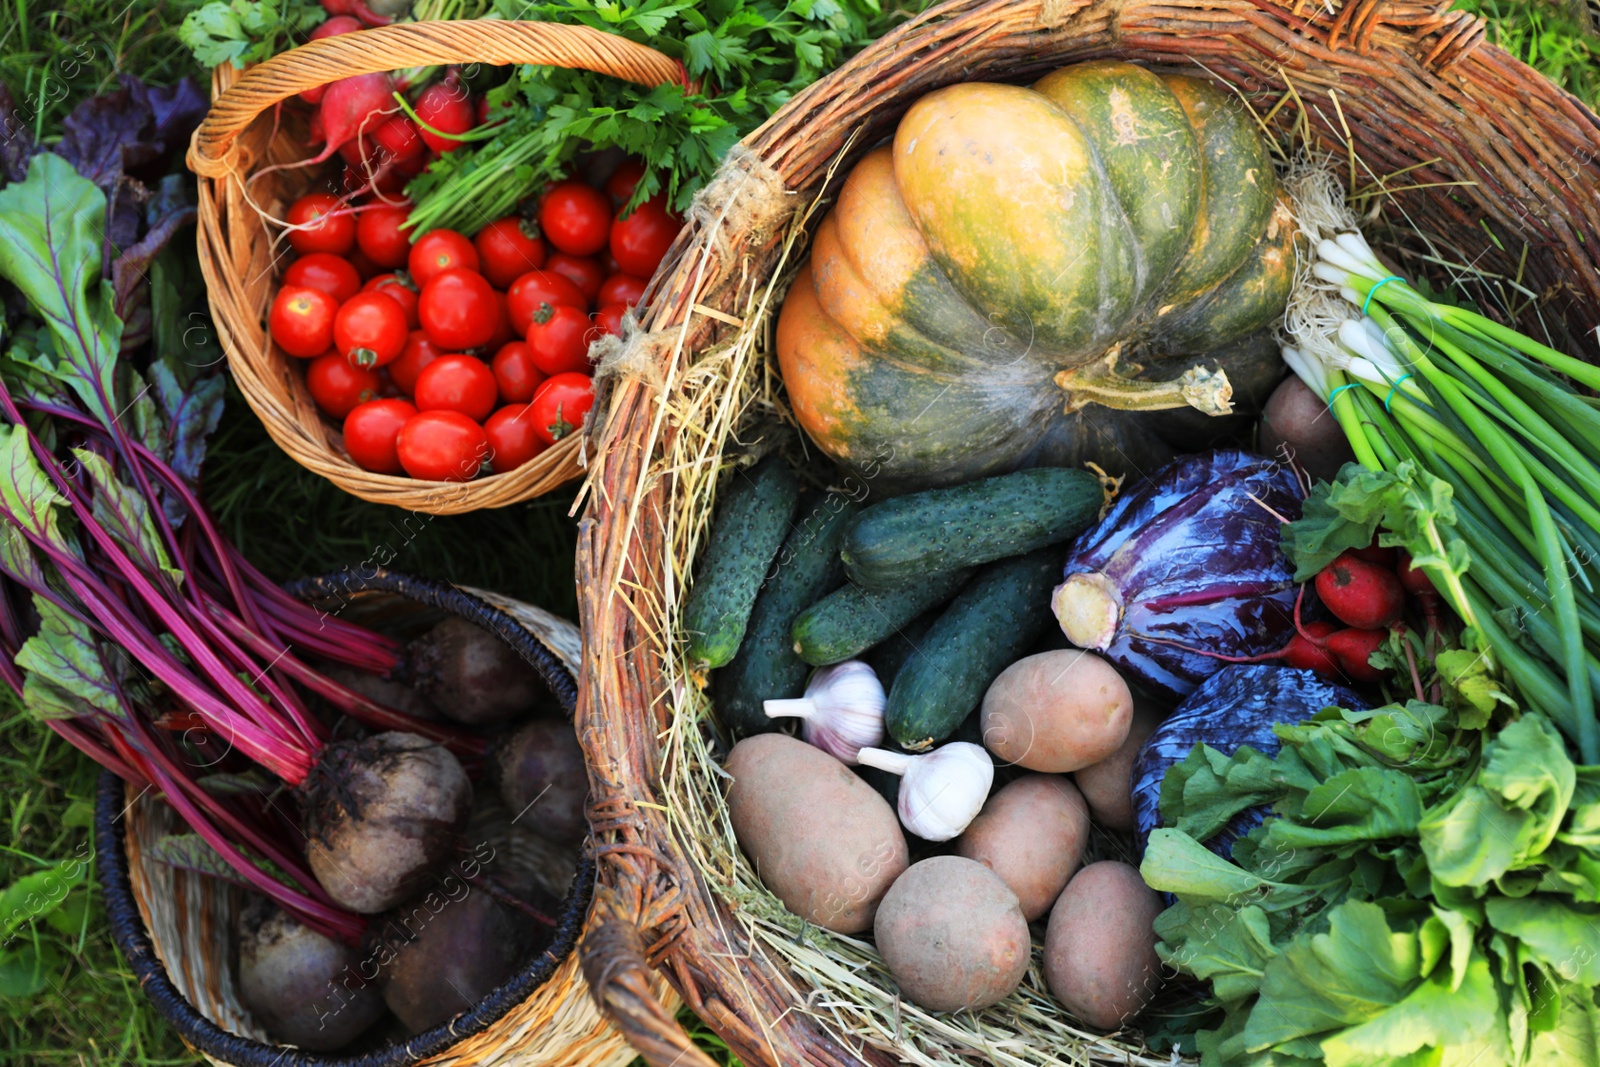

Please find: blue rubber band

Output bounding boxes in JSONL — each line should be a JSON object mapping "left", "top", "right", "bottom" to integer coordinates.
{"left": 1362, "top": 275, "right": 1405, "bottom": 317}
{"left": 1384, "top": 373, "right": 1413, "bottom": 412}
{"left": 1328, "top": 383, "right": 1361, "bottom": 406}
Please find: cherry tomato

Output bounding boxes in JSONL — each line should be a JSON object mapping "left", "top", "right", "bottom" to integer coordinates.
{"left": 346, "top": 247, "right": 382, "bottom": 280}
{"left": 408, "top": 229, "right": 479, "bottom": 287}
{"left": 539, "top": 180, "right": 611, "bottom": 257}
{"left": 592, "top": 302, "right": 627, "bottom": 341}
{"left": 546, "top": 253, "right": 604, "bottom": 303}
{"left": 484, "top": 404, "right": 546, "bottom": 472}
{"left": 418, "top": 268, "right": 498, "bottom": 351}
{"left": 269, "top": 286, "right": 339, "bottom": 358}
{"left": 388, "top": 330, "right": 444, "bottom": 394}
{"left": 491, "top": 341, "right": 546, "bottom": 403}
{"left": 306, "top": 352, "right": 382, "bottom": 417}
{"left": 529, "top": 373, "right": 594, "bottom": 446}
{"left": 605, "top": 159, "right": 646, "bottom": 205}
{"left": 413, "top": 78, "right": 477, "bottom": 155}
{"left": 598, "top": 272, "right": 646, "bottom": 308}
{"left": 506, "top": 270, "right": 587, "bottom": 335}
{"left": 396, "top": 409, "right": 488, "bottom": 480}
{"left": 300, "top": 18, "right": 362, "bottom": 104}
{"left": 414, "top": 354, "right": 497, "bottom": 421}
{"left": 334, "top": 291, "right": 409, "bottom": 367}
{"left": 362, "top": 273, "right": 419, "bottom": 328}
{"left": 286, "top": 193, "right": 356, "bottom": 256}
{"left": 283, "top": 253, "right": 362, "bottom": 304}
{"left": 375, "top": 367, "right": 404, "bottom": 398}
{"left": 357, "top": 203, "right": 413, "bottom": 268}
{"left": 600, "top": 249, "right": 620, "bottom": 276}
{"left": 475, "top": 216, "right": 547, "bottom": 289}
{"left": 344, "top": 398, "right": 417, "bottom": 474}
{"left": 484, "top": 290, "right": 515, "bottom": 353}
{"left": 609, "top": 195, "right": 679, "bottom": 277}
{"left": 372, "top": 116, "right": 424, "bottom": 164}
{"left": 526, "top": 303, "right": 594, "bottom": 376}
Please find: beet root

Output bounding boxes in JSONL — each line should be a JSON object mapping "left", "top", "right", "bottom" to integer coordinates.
{"left": 304, "top": 732, "right": 472, "bottom": 913}
{"left": 321, "top": 663, "right": 443, "bottom": 722}
{"left": 239, "top": 902, "right": 385, "bottom": 1050}
{"left": 492, "top": 718, "right": 589, "bottom": 844}
{"left": 379, "top": 886, "right": 538, "bottom": 1034}
{"left": 406, "top": 616, "right": 547, "bottom": 724}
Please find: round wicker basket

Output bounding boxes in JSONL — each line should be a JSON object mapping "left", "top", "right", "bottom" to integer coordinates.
{"left": 95, "top": 570, "right": 676, "bottom": 1066}
{"left": 569, "top": 1, "right": 1600, "bottom": 1065}
{"left": 186, "top": 22, "right": 692, "bottom": 515}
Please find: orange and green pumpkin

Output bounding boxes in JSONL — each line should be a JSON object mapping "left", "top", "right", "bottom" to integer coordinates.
{"left": 776, "top": 61, "right": 1296, "bottom": 490}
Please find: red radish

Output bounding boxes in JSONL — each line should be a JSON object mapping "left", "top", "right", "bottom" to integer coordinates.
{"left": 1283, "top": 621, "right": 1340, "bottom": 676}
{"left": 321, "top": 0, "right": 393, "bottom": 25}
{"left": 315, "top": 73, "right": 396, "bottom": 162}
{"left": 299, "top": 17, "right": 363, "bottom": 104}
{"left": 1315, "top": 551, "right": 1406, "bottom": 630}
{"left": 1325, "top": 628, "right": 1386, "bottom": 682}
{"left": 1350, "top": 534, "right": 1398, "bottom": 568}
{"left": 1395, "top": 549, "right": 1436, "bottom": 598}
{"left": 414, "top": 77, "right": 477, "bottom": 154}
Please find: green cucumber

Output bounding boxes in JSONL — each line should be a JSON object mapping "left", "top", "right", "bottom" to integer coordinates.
{"left": 682, "top": 456, "right": 801, "bottom": 667}
{"left": 886, "top": 548, "right": 1060, "bottom": 751}
{"left": 862, "top": 612, "right": 937, "bottom": 689}
{"left": 790, "top": 568, "right": 973, "bottom": 666}
{"left": 715, "top": 495, "right": 859, "bottom": 735}
{"left": 841, "top": 467, "right": 1102, "bottom": 589}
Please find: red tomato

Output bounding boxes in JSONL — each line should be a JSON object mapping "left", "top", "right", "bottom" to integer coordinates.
{"left": 372, "top": 116, "right": 424, "bottom": 163}
{"left": 375, "top": 367, "right": 404, "bottom": 398}
{"left": 529, "top": 373, "right": 595, "bottom": 446}
{"left": 484, "top": 290, "right": 515, "bottom": 353}
{"left": 396, "top": 410, "right": 488, "bottom": 480}
{"left": 408, "top": 229, "right": 479, "bottom": 287}
{"left": 539, "top": 181, "right": 611, "bottom": 257}
{"left": 597, "top": 272, "right": 646, "bottom": 308}
{"left": 418, "top": 268, "right": 498, "bottom": 351}
{"left": 269, "top": 286, "right": 339, "bottom": 358}
{"left": 413, "top": 354, "right": 497, "bottom": 422}
{"left": 491, "top": 341, "right": 546, "bottom": 403}
{"left": 506, "top": 270, "right": 587, "bottom": 335}
{"left": 413, "top": 78, "right": 477, "bottom": 155}
{"left": 484, "top": 404, "right": 547, "bottom": 472}
{"left": 356, "top": 203, "right": 413, "bottom": 268}
{"left": 592, "top": 302, "right": 627, "bottom": 340}
{"left": 283, "top": 253, "right": 362, "bottom": 304}
{"left": 300, "top": 17, "right": 363, "bottom": 104}
{"left": 344, "top": 398, "right": 417, "bottom": 474}
{"left": 475, "top": 216, "right": 547, "bottom": 289}
{"left": 306, "top": 352, "right": 381, "bottom": 417}
{"left": 600, "top": 249, "right": 620, "bottom": 275}
{"left": 286, "top": 193, "right": 356, "bottom": 256}
{"left": 526, "top": 303, "right": 594, "bottom": 376}
{"left": 334, "top": 292, "right": 409, "bottom": 367}
{"left": 546, "top": 253, "right": 604, "bottom": 303}
{"left": 362, "top": 273, "right": 419, "bottom": 328}
{"left": 388, "top": 330, "right": 444, "bottom": 394}
{"left": 609, "top": 195, "right": 679, "bottom": 277}
{"left": 605, "top": 159, "right": 646, "bottom": 205}
{"left": 346, "top": 247, "right": 382, "bottom": 280}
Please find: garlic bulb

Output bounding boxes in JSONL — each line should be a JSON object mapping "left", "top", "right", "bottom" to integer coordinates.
{"left": 764, "top": 661, "right": 886, "bottom": 764}
{"left": 856, "top": 742, "right": 994, "bottom": 842}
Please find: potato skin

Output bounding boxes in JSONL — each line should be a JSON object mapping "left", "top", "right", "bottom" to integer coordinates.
{"left": 875, "top": 856, "right": 1031, "bottom": 1012}
{"left": 981, "top": 650, "right": 1133, "bottom": 772}
{"left": 1073, "top": 700, "right": 1163, "bottom": 832}
{"left": 954, "top": 774, "right": 1090, "bottom": 920}
{"left": 726, "top": 733, "right": 908, "bottom": 933}
{"left": 1044, "top": 861, "right": 1163, "bottom": 1028}
{"left": 1258, "top": 376, "right": 1355, "bottom": 484}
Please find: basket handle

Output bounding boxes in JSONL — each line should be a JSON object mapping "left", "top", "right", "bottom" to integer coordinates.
{"left": 187, "top": 20, "right": 688, "bottom": 178}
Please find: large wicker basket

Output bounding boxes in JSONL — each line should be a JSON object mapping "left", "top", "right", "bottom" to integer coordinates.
{"left": 569, "top": 1, "right": 1600, "bottom": 1065}
{"left": 187, "top": 22, "right": 692, "bottom": 515}
{"left": 95, "top": 570, "right": 676, "bottom": 1067}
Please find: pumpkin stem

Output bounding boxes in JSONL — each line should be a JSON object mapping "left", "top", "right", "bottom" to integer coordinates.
{"left": 1054, "top": 354, "right": 1234, "bottom": 416}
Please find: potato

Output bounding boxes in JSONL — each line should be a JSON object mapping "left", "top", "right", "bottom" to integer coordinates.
{"left": 1258, "top": 376, "right": 1355, "bottom": 484}
{"left": 954, "top": 774, "right": 1089, "bottom": 920}
{"left": 1073, "top": 700, "right": 1163, "bottom": 832}
{"left": 981, "top": 650, "right": 1132, "bottom": 772}
{"left": 1044, "top": 861, "right": 1163, "bottom": 1029}
{"left": 726, "top": 733, "right": 907, "bottom": 933}
{"left": 874, "top": 856, "right": 1030, "bottom": 1012}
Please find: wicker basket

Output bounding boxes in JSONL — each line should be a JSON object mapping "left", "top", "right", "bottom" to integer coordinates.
{"left": 568, "top": 1, "right": 1600, "bottom": 1065}
{"left": 95, "top": 570, "right": 676, "bottom": 1066}
{"left": 187, "top": 22, "right": 692, "bottom": 515}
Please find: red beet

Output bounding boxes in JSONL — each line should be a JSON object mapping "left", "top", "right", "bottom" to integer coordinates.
{"left": 1316, "top": 551, "right": 1406, "bottom": 630}
{"left": 1283, "top": 621, "right": 1340, "bottom": 676}
{"left": 238, "top": 901, "right": 385, "bottom": 1049}
{"left": 492, "top": 719, "right": 588, "bottom": 843}
{"left": 1326, "top": 628, "right": 1387, "bottom": 682}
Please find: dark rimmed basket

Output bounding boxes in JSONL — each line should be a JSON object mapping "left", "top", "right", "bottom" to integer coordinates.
{"left": 96, "top": 569, "right": 673, "bottom": 1067}
{"left": 568, "top": 1, "right": 1600, "bottom": 1065}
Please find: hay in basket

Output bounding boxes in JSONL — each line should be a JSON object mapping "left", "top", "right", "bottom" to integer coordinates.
{"left": 567, "top": 0, "right": 1600, "bottom": 1064}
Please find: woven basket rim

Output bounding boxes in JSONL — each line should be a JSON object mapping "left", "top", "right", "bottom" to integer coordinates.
{"left": 97, "top": 569, "right": 594, "bottom": 1066}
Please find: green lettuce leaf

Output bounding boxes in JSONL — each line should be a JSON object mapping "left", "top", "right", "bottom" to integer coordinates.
{"left": 1484, "top": 895, "right": 1600, "bottom": 984}
{"left": 1318, "top": 953, "right": 1498, "bottom": 1067}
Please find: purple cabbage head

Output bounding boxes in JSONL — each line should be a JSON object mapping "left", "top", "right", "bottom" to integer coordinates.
{"left": 1051, "top": 449, "right": 1301, "bottom": 698}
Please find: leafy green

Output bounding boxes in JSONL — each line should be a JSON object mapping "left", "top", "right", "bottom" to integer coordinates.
{"left": 178, "top": 0, "right": 324, "bottom": 69}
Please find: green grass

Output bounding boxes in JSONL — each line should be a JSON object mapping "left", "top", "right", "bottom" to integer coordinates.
{"left": 1, "top": 1, "right": 1597, "bottom": 1064}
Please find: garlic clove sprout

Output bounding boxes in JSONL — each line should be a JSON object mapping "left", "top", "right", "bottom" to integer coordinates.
{"left": 856, "top": 742, "right": 994, "bottom": 842}
{"left": 764, "top": 661, "right": 886, "bottom": 765}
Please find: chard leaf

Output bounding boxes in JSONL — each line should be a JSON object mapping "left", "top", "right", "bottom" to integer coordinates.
{"left": 1422, "top": 904, "right": 1478, "bottom": 991}
{"left": 1261, "top": 767, "right": 1423, "bottom": 851}
{"left": 144, "top": 833, "right": 297, "bottom": 891}
{"left": 15, "top": 596, "right": 125, "bottom": 723}
{"left": 1436, "top": 648, "right": 1515, "bottom": 726}
{"left": 1419, "top": 785, "right": 1532, "bottom": 887}
{"left": 0, "top": 425, "right": 72, "bottom": 555}
{"left": 1483, "top": 895, "right": 1600, "bottom": 983}
{"left": 1318, "top": 953, "right": 1497, "bottom": 1067}
{"left": 1282, "top": 465, "right": 1391, "bottom": 580}
{"left": 70, "top": 448, "right": 181, "bottom": 586}
{"left": 0, "top": 154, "right": 122, "bottom": 430}
{"left": 1140, "top": 828, "right": 1315, "bottom": 908}
{"left": 1527, "top": 985, "right": 1600, "bottom": 1066}
{"left": 1479, "top": 714, "right": 1573, "bottom": 858}
{"left": 1155, "top": 901, "right": 1278, "bottom": 1005}
{"left": 148, "top": 352, "right": 226, "bottom": 493}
